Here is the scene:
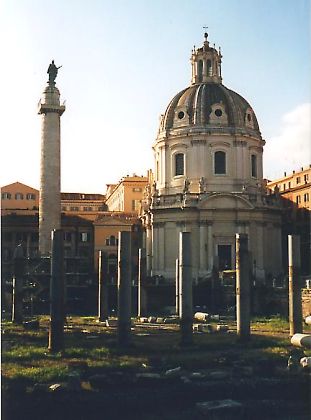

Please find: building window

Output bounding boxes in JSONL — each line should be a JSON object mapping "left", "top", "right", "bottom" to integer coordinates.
{"left": 1, "top": 192, "right": 11, "bottom": 199}
{"left": 251, "top": 154, "right": 257, "bottom": 178}
{"left": 296, "top": 195, "right": 301, "bottom": 204}
{"left": 198, "top": 60, "right": 203, "bottom": 82}
{"left": 283, "top": 183, "right": 286, "bottom": 191}
{"left": 214, "top": 151, "right": 226, "bottom": 175}
{"left": 304, "top": 193, "right": 309, "bottom": 202}
{"left": 288, "top": 182, "right": 291, "bottom": 189}
{"left": 132, "top": 188, "right": 142, "bottom": 192}
{"left": 64, "top": 232, "right": 72, "bottom": 242}
{"left": 296, "top": 177, "right": 301, "bottom": 185}
{"left": 26, "top": 193, "right": 36, "bottom": 200}
{"left": 304, "top": 174, "right": 309, "bottom": 183}
{"left": 80, "top": 232, "right": 90, "bottom": 242}
{"left": 207, "top": 59, "right": 212, "bottom": 76}
{"left": 132, "top": 199, "right": 140, "bottom": 211}
{"left": 175, "top": 153, "right": 184, "bottom": 176}
{"left": 15, "top": 193, "right": 24, "bottom": 200}
{"left": 70, "top": 206, "right": 79, "bottom": 211}
{"left": 83, "top": 206, "right": 93, "bottom": 211}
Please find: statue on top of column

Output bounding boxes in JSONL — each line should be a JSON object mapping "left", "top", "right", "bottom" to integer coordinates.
{"left": 47, "top": 60, "right": 62, "bottom": 85}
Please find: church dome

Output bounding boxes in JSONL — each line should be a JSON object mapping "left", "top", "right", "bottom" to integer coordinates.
{"left": 160, "top": 82, "right": 260, "bottom": 135}
{"left": 158, "top": 33, "right": 261, "bottom": 139}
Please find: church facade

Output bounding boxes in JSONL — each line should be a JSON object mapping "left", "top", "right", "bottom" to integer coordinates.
{"left": 142, "top": 34, "right": 283, "bottom": 283}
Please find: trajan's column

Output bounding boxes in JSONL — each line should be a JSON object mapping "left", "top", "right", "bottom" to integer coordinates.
{"left": 38, "top": 61, "right": 65, "bottom": 255}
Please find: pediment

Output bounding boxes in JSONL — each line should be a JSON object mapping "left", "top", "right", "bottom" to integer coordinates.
{"left": 198, "top": 193, "right": 254, "bottom": 210}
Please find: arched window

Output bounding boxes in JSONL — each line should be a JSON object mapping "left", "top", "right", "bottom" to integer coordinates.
{"left": 207, "top": 59, "right": 212, "bottom": 76}
{"left": 251, "top": 154, "right": 257, "bottom": 178}
{"left": 175, "top": 153, "right": 184, "bottom": 176}
{"left": 214, "top": 151, "right": 226, "bottom": 175}
{"left": 198, "top": 60, "right": 203, "bottom": 82}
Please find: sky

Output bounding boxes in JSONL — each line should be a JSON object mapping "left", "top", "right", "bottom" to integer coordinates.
{"left": 0, "top": 0, "right": 310, "bottom": 193}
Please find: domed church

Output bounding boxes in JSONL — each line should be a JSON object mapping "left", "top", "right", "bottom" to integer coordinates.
{"left": 142, "top": 33, "right": 282, "bottom": 284}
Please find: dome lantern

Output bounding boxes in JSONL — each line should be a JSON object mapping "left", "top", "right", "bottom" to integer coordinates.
{"left": 191, "top": 33, "right": 222, "bottom": 84}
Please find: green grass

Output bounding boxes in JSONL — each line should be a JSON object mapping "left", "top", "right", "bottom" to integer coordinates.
{"left": 1, "top": 315, "right": 310, "bottom": 386}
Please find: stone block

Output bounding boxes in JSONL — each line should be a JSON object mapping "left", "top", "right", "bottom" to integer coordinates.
{"left": 196, "top": 399, "right": 243, "bottom": 417}
{"left": 105, "top": 319, "right": 118, "bottom": 327}
{"left": 216, "top": 324, "right": 228, "bottom": 332}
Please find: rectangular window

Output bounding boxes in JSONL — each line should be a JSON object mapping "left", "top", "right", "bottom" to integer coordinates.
{"left": 304, "top": 193, "right": 309, "bottom": 202}
{"left": 132, "top": 188, "right": 142, "bottom": 192}
{"left": 283, "top": 183, "right": 286, "bottom": 191}
{"left": 132, "top": 199, "right": 140, "bottom": 211}
{"left": 83, "top": 206, "right": 93, "bottom": 211}
{"left": 175, "top": 153, "right": 184, "bottom": 176}
{"left": 64, "top": 232, "right": 72, "bottom": 242}
{"left": 26, "top": 193, "right": 36, "bottom": 200}
{"left": 251, "top": 154, "right": 257, "bottom": 178}
{"left": 288, "top": 182, "right": 291, "bottom": 189}
{"left": 296, "top": 177, "right": 301, "bottom": 184}
{"left": 2, "top": 192, "right": 11, "bottom": 199}
{"left": 304, "top": 174, "right": 309, "bottom": 183}
{"left": 70, "top": 206, "right": 79, "bottom": 211}
{"left": 296, "top": 195, "right": 301, "bottom": 204}
{"left": 80, "top": 232, "right": 90, "bottom": 242}
{"left": 214, "top": 151, "right": 226, "bottom": 175}
{"left": 15, "top": 193, "right": 24, "bottom": 199}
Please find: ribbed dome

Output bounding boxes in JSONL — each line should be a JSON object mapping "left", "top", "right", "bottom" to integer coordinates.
{"left": 160, "top": 82, "right": 260, "bottom": 135}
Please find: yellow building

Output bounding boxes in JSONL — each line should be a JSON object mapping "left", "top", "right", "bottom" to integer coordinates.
{"left": 61, "top": 192, "right": 107, "bottom": 220}
{"left": 267, "top": 165, "right": 311, "bottom": 210}
{"left": 105, "top": 174, "right": 148, "bottom": 213}
{"left": 1, "top": 182, "right": 39, "bottom": 215}
{"left": 1, "top": 182, "right": 107, "bottom": 220}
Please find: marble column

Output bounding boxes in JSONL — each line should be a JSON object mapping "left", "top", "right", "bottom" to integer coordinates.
{"left": 38, "top": 82, "right": 65, "bottom": 256}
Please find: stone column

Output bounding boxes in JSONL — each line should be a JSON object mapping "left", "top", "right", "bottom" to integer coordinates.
{"left": 12, "top": 243, "right": 25, "bottom": 324}
{"left": 98, "top": 250, "right": 109, "bottom": 321}
{"left": 146, "top": 223, "right": 152, "bottom": 276}
{"left": 236, "top": 233, "right": 250, "bottom": 342}
{"left": 158, "top": 223, "right": 165, "bottom": 271}
{"left": 199, "top": 221, "right": 208, "bottom": 273}
{"left": 48, "top": 229, "right": 65, "bottom": 353}
{"left": 138, "top": 248, "right": 147, "bottom": 317}
{"left": 117, "top": 231, "right": 132, "bottom": 346}
{"left": 38, "top": 84, "right": 65, "bottom": 256}
{"left": 207, "top": 222, "right": 213, "bottom": 270}
{"left": 179, "top": 232, "right": 193, "bottom": 346}
{"left": 175, "top": 258, "right": 180, "bottom": 316}
{"left": 151, "top": 224, "right": 158, "bottom": 274}
{"left": 288, "top": 235, "right": 302, "bottom": 335}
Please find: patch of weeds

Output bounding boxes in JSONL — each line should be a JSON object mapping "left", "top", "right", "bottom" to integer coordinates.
{"left": 3, "top": 363, "right": 71, "bottom": 384}
{"left": 2, "top": 346, "right": 48, "bottom": 362}
{"left": 64, "top": 346, "right": 110, "bottom": 359}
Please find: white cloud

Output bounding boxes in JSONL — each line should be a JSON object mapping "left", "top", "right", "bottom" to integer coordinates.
{"left": 264, "top": 103, "right": 311, "bottom": 180}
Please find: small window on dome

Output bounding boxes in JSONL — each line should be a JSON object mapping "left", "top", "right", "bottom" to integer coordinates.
{"left": 178, "top": 111, "right": 185, "bottom": 119}
{"left": 247, "top": 113, "right": 252, "bottom": 122}
{"left": 215, "top": 109, "right": 223, "bottom": 117}
{"left": 198, "top": 60, "right": 203, "bottom": 82}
